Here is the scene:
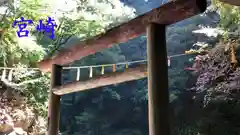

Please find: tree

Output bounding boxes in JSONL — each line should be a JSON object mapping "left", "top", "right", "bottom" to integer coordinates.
{"left": 212, "top": 0, "right": 240, "bottom": 35}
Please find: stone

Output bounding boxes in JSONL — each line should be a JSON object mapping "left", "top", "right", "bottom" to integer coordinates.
{"left": 0, "top": 113, "right": 14, "bottom": 133}
{"left": 13, "top": 128, "right": 27, "bottom": 135}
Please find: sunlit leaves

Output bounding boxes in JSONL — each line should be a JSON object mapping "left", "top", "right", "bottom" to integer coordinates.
{"left": 212, "top": 0, "right": 240, "bottom": 30}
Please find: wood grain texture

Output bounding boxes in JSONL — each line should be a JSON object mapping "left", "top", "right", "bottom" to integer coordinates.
{"left": 48, "top": 65, "right": 62, "bottom": 135}
{"left": 147, "top": 23, "right": 170, "bottom": 135}
{"left": 53, "top": 64, "right": 147, "bottom": 95}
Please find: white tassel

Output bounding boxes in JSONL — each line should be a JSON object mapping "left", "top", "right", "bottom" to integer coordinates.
{"left": 125, "top": 63, "right": 128, "bottom": 69}
{"left": 112, "top": 64, "right": 116, "bottom": 72}
{"left": 168, "top": 57, "right": 170, "bottom": 67}
{"left": 101, "top": 66, "right": 104, "bottom": 75}
{"left": 1, "top": 69, "right": 6, "bottom": 80}
{"left": 76, "top": 68, "right": 80, "bottom": 81}
{"left": 8, "top": 69, "right": 13, "bottom": 81}
{"left": 89, "top": 67, "right": 93, "bottom": 78}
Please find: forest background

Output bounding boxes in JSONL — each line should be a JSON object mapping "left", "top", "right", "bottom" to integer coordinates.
{"left": 0, "top": 0, "right": 240, "bottom": 135}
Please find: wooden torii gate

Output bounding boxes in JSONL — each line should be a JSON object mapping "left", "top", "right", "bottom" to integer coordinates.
{"left": 38, "top": 0, "right": 207, "bottom": 135}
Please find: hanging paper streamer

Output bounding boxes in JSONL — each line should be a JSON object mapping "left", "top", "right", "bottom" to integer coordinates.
{"left": 112, "top": 64, "right": 116, "bottom": 72}
{"left": 89, "top": 67, "right": 93, "bottom": 78}
{"left": 125, "top": 62, "right": 128, "bottom": 69}
{"left": 76, "top": 68, "right": 80, "bottom": 81}
{"left": 1, "top": 69, "right": 6, "bottom": 80}
{"left": 168, "top": 57, "right": 170, "bottom": 67}
{"left": 101, "top": 65, "right": 105, "bottom": 75}
{"left": 8, "top": 69, "right": 13, "bottom": 81}
{"left": 231, "top": 44, "right": 238, "bottom": 69}
{"left": 144, "top": 72, "right": 148, "bottom": 76}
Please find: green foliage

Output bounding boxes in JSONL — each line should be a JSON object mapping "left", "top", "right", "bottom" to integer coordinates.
{"left": 0, "top": 0, "right": 52, "bottom": 118}
{"left": 37, "top": 0, "right": 136, "bottom": 57}
{"left": 0, "top": 0, "right": 49, "bottom": 66}
{"left": 212, "top": 0, "right": 240, "bottom": 31}
{"left": 0, "top": 0, "right": 136, "bottom": 124}
{"left": 24, "top": 73, "right": 50, "bottom": 117}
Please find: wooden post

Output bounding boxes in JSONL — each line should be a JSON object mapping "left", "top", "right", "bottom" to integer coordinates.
{"left": 147, "top": 23, "right": 170, "bottom": 135}
{"left": 48, "top": 64, "right": 62, "bottom": 135}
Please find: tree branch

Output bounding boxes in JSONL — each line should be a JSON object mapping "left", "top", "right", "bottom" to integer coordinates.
{"left": 0, "top": 69, "right": 43, "bottom": 89}
{"left": 47, "top": 35, "right": 72, "bottom": 57}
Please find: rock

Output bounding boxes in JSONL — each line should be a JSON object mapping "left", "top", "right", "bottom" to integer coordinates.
{"left": 12, "top": 108, "right": 35, "bottom": 131}
{"left": 0, "top": 128, "right": 27, "bottom": 135}
{"left": 13, "top": 128, "right": 27, "bottom": 135}
{"left": 0, "top": 111, "right": 14, "bottom": 133}
{"left": 0, "top": 124, "right": 14, "bottom": 134}
{"left": 7, "top": 131, "right": 17, "bottom": 135}
{"left": 30, "top": 116, "right": 47, "bottom": 135}
{"left": 0, "top": 93, "right": 46, "bottom": 135}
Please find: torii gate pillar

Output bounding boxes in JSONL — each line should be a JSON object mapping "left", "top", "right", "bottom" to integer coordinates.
{"left": 48, "top": 64, "right": 62, "bottom": 135}
{"left": 147, "top": 23, "right": 170, "bottom": 135}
